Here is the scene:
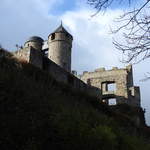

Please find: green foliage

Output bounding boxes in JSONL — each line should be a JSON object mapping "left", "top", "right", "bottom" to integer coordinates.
{"left": 0, "top": 50, "right": 150, "bottom": 150}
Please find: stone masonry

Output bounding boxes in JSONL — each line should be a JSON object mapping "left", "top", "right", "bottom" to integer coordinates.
{"left": 12, "top": 23, "right": 141, "bottom": 107}
{"left": 48, "top": 24, "right": 73, "bottom": 72}
{"left": 80, "top": 65, "right": 140, "bottom": 107}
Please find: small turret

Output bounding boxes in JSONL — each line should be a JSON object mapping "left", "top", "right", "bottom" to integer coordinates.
{"left": 24, "top": 36, "right": 44, "bottom": 50}
{"left": 48, "top": 23, "right": 73, "bottom": 72}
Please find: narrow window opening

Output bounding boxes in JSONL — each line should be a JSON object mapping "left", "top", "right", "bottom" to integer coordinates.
{"left": 108, "top": 98, "right": 117, "bottom": 105}
{"left": 108, "top": 83, "right": 116, "bottom": 91}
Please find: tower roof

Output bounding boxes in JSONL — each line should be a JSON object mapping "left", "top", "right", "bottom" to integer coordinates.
{"left": 49, "top": 23, "right": 73, "bottom": 39}
{"left": 54, "top": 24, "right": 68, "bottom": 33}
{"left": 27, "top": 36, "right": 44, "bottom": 43}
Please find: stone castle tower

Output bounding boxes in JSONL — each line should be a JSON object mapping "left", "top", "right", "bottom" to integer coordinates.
{"left": 48, "top": 23, "right": 73, "bottom": 72}
{"left": 24, "top": 36, "right": 44, "bottom": 50}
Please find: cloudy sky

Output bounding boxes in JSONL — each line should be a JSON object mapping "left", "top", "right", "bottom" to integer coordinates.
{"left": 0, "top": 0, "right": 150, "bottom": 125}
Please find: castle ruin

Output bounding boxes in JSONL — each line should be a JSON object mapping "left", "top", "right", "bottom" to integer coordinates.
{"left": 13, "top": 23, "right": 141, "bottom": 107}
{"left": 80, "top": 66, "right": 140, "bottom": 106}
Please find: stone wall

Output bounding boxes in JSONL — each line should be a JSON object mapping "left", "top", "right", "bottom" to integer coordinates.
{"left": 80, "top": 66, "right": 140, "bottom": 107}
{"left": 13, "top": 47, "right": 101, "bottom": 99}
{"left": 43, "top": 56, "right": 101, "bottom": 98}
{"left": 24, "top": 41, "right": 43, "bottom": 50}
{"left": 13, "top": 47, "right": 140, "bottom": 107}
{"left": 48, "top": 32, "right": 72, "bottom": 72}
{"left": 13, "top": 47, "right": 43, "bottom": 69}
{"left": 13, "top": 47, "right": 30, "bottom": 62}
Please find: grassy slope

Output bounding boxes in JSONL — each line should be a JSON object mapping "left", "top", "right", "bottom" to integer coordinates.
{"left": 0, "top": 49, "right": 150, "bottom": 150}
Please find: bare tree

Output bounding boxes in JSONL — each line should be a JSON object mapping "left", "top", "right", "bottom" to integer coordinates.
{"left": 87, "top": 0, "right": 150, "bottom": 63}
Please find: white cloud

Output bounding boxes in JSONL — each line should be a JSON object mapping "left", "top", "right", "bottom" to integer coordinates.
{"left": 0, "top": 0, "right": 62, "bottom": 50}
{"left": 60, "top": 9, "right": 125, "bottom": 71}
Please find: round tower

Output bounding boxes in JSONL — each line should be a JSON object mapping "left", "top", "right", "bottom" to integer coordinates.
{"left": 48, "top": 24, "right": 73, "bottom": 72}
{"left": 24, "top": 36, "right": 44, "bottom": 50}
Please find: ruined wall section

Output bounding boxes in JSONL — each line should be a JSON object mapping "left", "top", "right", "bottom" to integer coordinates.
{"left": 80, "top": 67, "right": 129, "bottom": 98}
{"left": 80, "top": 66, "right": 140, "bottom": 107}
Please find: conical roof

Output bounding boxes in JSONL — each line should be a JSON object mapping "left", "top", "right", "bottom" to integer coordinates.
{"left": 49, "top": 23, "right": 73, "bottom": 39}
{"left": 54, "top": 24, "right": 69, "bottom": 33}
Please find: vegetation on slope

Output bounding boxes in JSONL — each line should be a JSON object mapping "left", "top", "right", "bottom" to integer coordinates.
{"left": 0, "top": 49, "right": 150, "bottom": 150}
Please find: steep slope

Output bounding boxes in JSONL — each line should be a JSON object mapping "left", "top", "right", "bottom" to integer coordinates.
{"left": 0, "top": 49, "right": 150, "bottom": 150}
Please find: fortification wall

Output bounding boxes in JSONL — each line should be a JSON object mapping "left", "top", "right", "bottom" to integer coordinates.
{"left": 13, "top": 48, "right": 30, "bottom": 62}
{"left": 80, "top": 66, "right": 140, "bottom": 107}
{"left": 13, "top": 47, "right": 140, "bottom": 107}
{"left": 13, "top": 48, "right": 101, "bottom": 99}
{"left": 13, "top": 47, "right": 43, "bottom": 69}
{"left": 80, "top": 67, "right": 129, "bottom": 98}
{"left": 43, "top": 57, "right": 101, "bottom": 98}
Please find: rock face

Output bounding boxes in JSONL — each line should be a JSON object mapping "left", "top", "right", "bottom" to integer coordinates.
{"left": 80, "top": 65, "right": 140, "bottom": 107}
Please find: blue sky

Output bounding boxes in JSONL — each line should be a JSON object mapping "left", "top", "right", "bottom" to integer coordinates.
{"left": 50, "top": 0, "right": 77, "bottom": 15}
{"left": 0, "top": 0, "right": 150, "bottom": 125}
{"left": 49, "top": 0, "right": 138, "bottom": 15}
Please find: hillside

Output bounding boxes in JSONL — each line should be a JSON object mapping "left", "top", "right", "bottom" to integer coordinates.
{"left": 0, "top": 49, "right": 150, "bottom": 150}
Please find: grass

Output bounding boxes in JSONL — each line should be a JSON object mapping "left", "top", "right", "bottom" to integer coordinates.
{"left": 0, "top": 49, "right": 150, "bottom": 150}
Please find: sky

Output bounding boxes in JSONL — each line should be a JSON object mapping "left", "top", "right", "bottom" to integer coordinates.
{"left": 0, "top": 0, "right": 150, "bottom": 125}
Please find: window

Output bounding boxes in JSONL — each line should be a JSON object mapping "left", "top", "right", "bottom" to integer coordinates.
{"left": 101, "top": 82, "right": 116, "bottom": 92}
{"left": 51, "top": 33, "right": 55, "bottom": 40}
{"left": 108, "top": 98, "right": 117, "bottom": 105}
{"left": 108, "top": 83, "right": 116, "bottom": 91}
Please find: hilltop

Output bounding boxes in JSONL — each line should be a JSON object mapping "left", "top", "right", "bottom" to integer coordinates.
{"left": 0, "top": 49, "right": 150, "bottom": 150}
